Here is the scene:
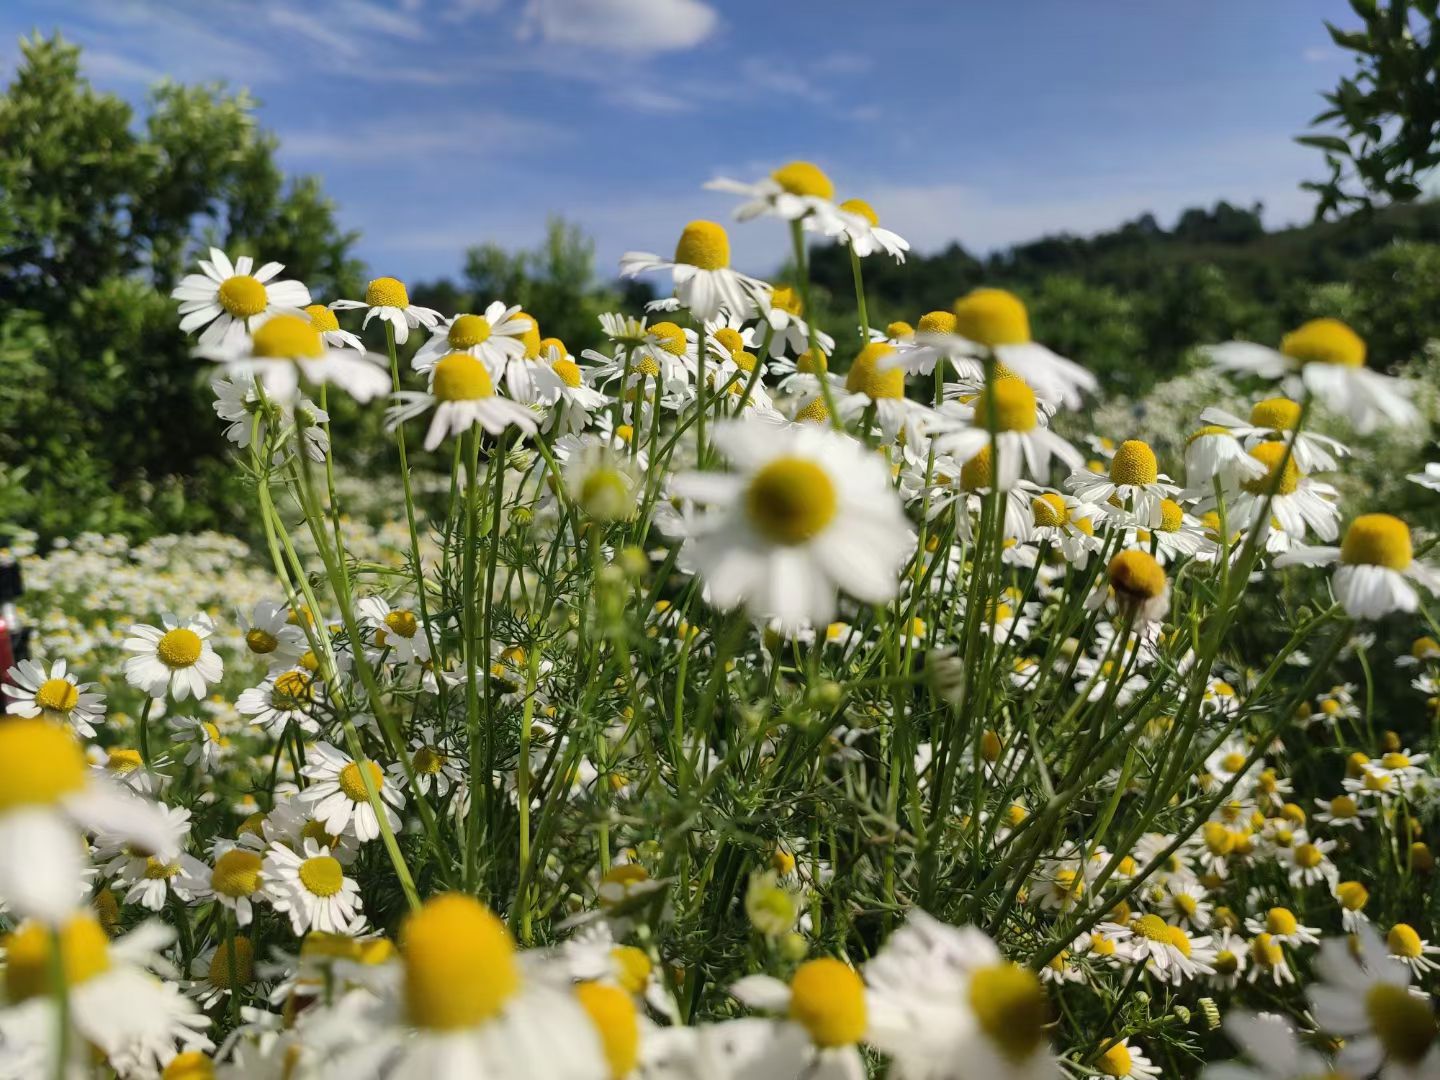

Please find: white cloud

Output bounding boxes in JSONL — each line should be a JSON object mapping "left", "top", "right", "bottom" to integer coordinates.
{"left": 520, "top": 0, "right": 718, "bottom": 54}
{"left": 280, "top": 109, "right": 569, "bottom": 163}
{"left": 1303, "top": 45, "right": 1338, "bottom": 63}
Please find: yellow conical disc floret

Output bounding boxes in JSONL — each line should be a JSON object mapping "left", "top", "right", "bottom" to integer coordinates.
{"left": 208, "top": 935, "right": 255, "bottom": 991}
{"left": 1281, "top": 318, "right": 1366, "bottom": 368}
{"left": 1032, "top": 492, "right": 1068, "bottom": 527}
{"left": 1241, "top": 442, "right": 1300, "bottom": 496}
{"left": 787, "top": 957, "right": 867, "bottom": 1048}
{"left": 162, "top": 1051, "right": 215, "bottom": 1080}
{"left": 745, "top": 458, "right": 838, "bottom": 545}
{"left": 772, "top": 161, "right": 834, "bottom": 200}
{"left": 513, "top": 312, "right": 542, "bottom": 358}
{"left": 448, "top": 314, "right": 493, "bottom": 348}
{"left": 839, "top": 198, "right": 878, "bottom": 226}
{"left": 576, "top": 982, "right": 639, "bottom": 1079}
{"left": 4, "top": 914, "right": 111, "bottom": 1001}
{"left": 1109, "top": 550, "right": 1166, "bottom": 602}
{"left": 845, "top": 343, "right": 904, "bottom": 400}
{"left": 402, "top": 893, "right": 520, "bottom": 1030}
{"left": 974, "top": 378, "right": 1038, "bottom": 432}
{"left": 252, "top": 314, "right": 324, "bottom": 360}
{"left": 0, "top": 718, "right": 88, "bottom": 811}
{"left": 218, "top": 275, "right": 267, "bottom": 318}
{"left": 1340, "top": 513, "right": 1412, "bottom": 570}
{"left": 886, "top": 321, "right": 914, "bottom": 340}
{"left": 953, "top": 288, "right": 1031, "bottom": 348}
{"left": 365, "top": 276, "right": 410, "bottom": 309}
{"left": 966, "top": 963, "right": 1048, "bottom": 1063}
{"left": 771, "top": 286, "right": 803, "bottom": 317}
{"left": 795, "top": 397, "right": 830, "bottom": 424}
{"left": 712, "top": 327, "right": 745, "bottom": 357}
{"left": 796, "top": 349, "right": 828, "bottom": 374}
{"left": 961, "top": 445, "right": 993, "bottom": 491}
{"left": 1096, "top": 1041, "right": 1133, "bottom": 1077}
{"left": 35, "top": 678, "right": 79, "bottom": 713}
{"left": 1110, "top": 441, "right": 1158, "bottom": 486}
{"left": 916, "top": 310, "right": 957, "bottom": 336}
{"left": 674, "top": 220, "right": 730, "bottom": 270}
{"left": 1158, "top": 499, "right": 1184, "bottom": 532}
{"left": 1365, "top": 982, "right": 1437, "bottom": 1064}
{"left": 1250, "top": 397, "right": 1302, "bottom": 431}
{"left": 304, "top": 304, "right": 340, "bottom": 333}
{"left": 648, "top": 322, "right": 688, "bottom": 357}
{"left": 432, "top": 353, "right": 496, "bottom": 402}
{"left": 212, "top": 849, "right": 263, "bottom": 899}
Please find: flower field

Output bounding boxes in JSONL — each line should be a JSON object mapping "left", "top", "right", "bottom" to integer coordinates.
{"left": 3, "top": 158, "right": 1440, "bottom": 1080}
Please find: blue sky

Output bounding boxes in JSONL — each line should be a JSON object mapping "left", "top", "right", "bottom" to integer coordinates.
{"left": 2, "top": 0, "right": 1360, "bottom": 283}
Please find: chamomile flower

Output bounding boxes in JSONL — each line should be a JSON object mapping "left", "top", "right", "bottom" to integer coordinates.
{"left": 620, "top": 220, "right": 768, "bottom": 322}
{"left": 263, "top": 838, "right": 364, "bottom": 935}
{"left": 759, "top": 285, "right": 835, "bottom": 359}
{"left": 584, "top": 321, "right": 697, "bottom": 395}
{"left": 671, "top": 418, "right": 911, "bottom": 631}
{"left": 1276, "top": 513, "right": 1440, "bottom": 618}
{"left": 730, "top": 958, "right": 871, "bottom": 1080}
{"left": 1207, "top": 1011, "right": 1345, "bottom": 1080}
{"left": 1313, "top": 793, "right": 1372, "bottom": 828}
{"left": 1200, "top": 398, "right": 1349, "bottom": 473}
{"left": 413, "top": 303, "right": 532, "bottom": 372}
{"left": 1203, "top": 318, "right": 1420, "bottom": 432}
{"left": 387, "top": 726, "right": 464, "bottom": 799}
{"left": 1226, "top": 442, "right": 1340, "bottom": 543}
{"left": 357, "top": 596, "right": 431, "bottom": 666}
{"left": 303, "top": 303, "right": 364, "bottom": 351}
{"left": 1205, "top": 928, "right": 1249, "bottom": 990}
{"left": 170, "top": 714, "right": 227, "bottom": 770}
{"left": 197, "top": 312, "right": 391, "bottom": 404}
{"left": 1068, "top": 440, "right": 1179, "bottom": 527}
{"left": 1408, "top": 461, "right": 1440, "bottom": 492}
{"left": 122, "top": 613, "right": 223, "bottom": 701}
{"left": 825, "top": 197, "right": 910, "bottom": 261}
{"left": 1335, "top": 881, "right": 1372, "bottom": 932}
{"left": 1106, "top": 913, "right": 1216, "bottom": 985}
{"left": 1309, "top": 923, "right": 1440, "bottom": 1077}
{"left": 188, "top": 935, "right": 258, "bottom": 1008}
{"left": 100, "top": 815, "right": 207, "bottom": 912}
{"left": 387, "top": 351, "right": 539, "bottom": 451}
{"left": 237, "top": 667, "right": 321, "bottom": 736}
{"left": 1183, "top": 423, "right": 1268, "bottom": 493}
{"left": 706, "top": 160, "right": 844, "bottom": 227}
{"left": 1245, "top": 933, "right": 1296, "bottom": 986}
{"left": 1244, "top": 907, "right": 1320, "bottom": 948}
{"left": 1284, "top": 834, "right": 1338, "bottom": 888}
{"left": 299, "top": 742, "right": 404, "bottom": 843}
{"left": 3, "top": 658, "right": 105, "bottom": 737}
{"left": 543, "top": 342, "right": 609, "bottom": 435}
{"left": 1093, "top": 1038, "right": 1162, "bottom": 1080}
{"left": 833, "top": 342, "right": 941, "bottom": 443}
{"left": 172, "top": 247, "right": 310, "bottom": 347}
{"left": 191, "top": 847, "right": 266, "bottom": 927}
{"left": 1385, "top": 923, "right": 1440, "bottom": 978}
{"left": 933, "top": 377, "right": 1084, "bottom": 491}
{"left": 330, "top": 275, "right": 441, "bottom": 346}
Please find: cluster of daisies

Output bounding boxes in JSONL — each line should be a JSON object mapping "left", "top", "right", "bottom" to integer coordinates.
{"left": 2, "top": 158, "right": 1438, "bottom": 1079}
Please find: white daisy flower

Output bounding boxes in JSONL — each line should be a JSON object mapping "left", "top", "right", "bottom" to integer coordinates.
{"left": 1205, "top": 928, "right": 1249, "bottom": 990}
{"left": 3, "top": 658, "right": 105, "bottom": 737}
{"left": 757, "top": 284, "right": 834, "bottom": 359}
{"left": 387, "top": 351, "right": 539, "bottom": 451}
{"left": 413, "top": 302, "right": 531, "bottom": 372}
{"left": 171, "top": 714, "right": 227, "bottom": 770}
{"left": 357, "top": 595, "right": 431, "bottom": 666}
{"left": 934, "top": 377, "right": 1084, "bottom": 491}
{"left": 98, "top": 810, "right": 208, "bottom": 913}
{"left": 670, "top": 418, "right": 912, "bottom": 632}
{"left": 386, "top": 726, "right": 464, "bottom": 799}
{"left": 330, "top": 275, "right": 442, "bottom": 346}
{"left": 1276, "top": 513, "right": 1439, "bottom": 619}
{"left": 303, "top": 302, "right": 365, "bottom": 351}
{"left": 583, "top": 320, "right": 698, "bottom": 395}
{"left": 188, "top": 846, "right": 266, "bottom": 927}
{"left": 1203, "top": 318, "right": 1420, "bottom": 432}
{"left": 1183, "top": 421, "right": 1269, "bottom": 494}
{"left": 1284, "top": 834, "right": 1338, "bottom": 888}
{"left": 1067, "top": 440, "right": 1179, "bottom": 527}
{"left": 706, "top": 160, "right": 846, "bottom": 227}
{"left": 1093, "top": 1037, "right": 1162, "bottom": 1080}
{"left": 171, "top": 246, "right": 310, "bottom": 347}
{"left": 1105, "top": 914, "right": 1216, "bottom": 985}
{"left": 831, "top": 342, "right": 941, "bottom": 444}
{"left": 1207, "top": 1011, "right": 1344, "bottom": 1080}
{"left": 1408, "top": 461, "right": 1440, "bottom": 492}
{"left": 299, "top": 742, "right": 404, "bottom": 843}
{"left": 1244, "top": 907, "right": 1320, "bottom": 948}
{"left": 729, "top": 958, "right": 872, "bottom": 1079}
{"left": 122, "top": 612, "right": 223, "bottom": 701}
{"left": 263, "top": 837, "right": 364, "bottom": 935}
{"left": 236, "top": 667, "right": 321, "bottom": 736}
{"left": 1224, "top": 442, "right": 1340, "bottom": 544}
{"left": 237, "top": 599, "right": 307, "bottom": 668}
{"left": 621, "top": 220, "right": 768, "bottom": 322}
{"left": 196, "top": 312, "right": 391, "bottom": 404}
{"left": 1199, "top": 399, "right": 1349, "bottom": 473}
{"left": 822, "top": 197, "right": 909, "bottom": 261}
{"left": 539, "top": 340, "right": 609, "bottom": 435}
{"left": 1313, "top": 793, "right": 1372, "bottom": 828}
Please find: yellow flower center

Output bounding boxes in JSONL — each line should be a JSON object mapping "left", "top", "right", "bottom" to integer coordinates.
{"left": 34, "top": 677, "right": 79, "bottom": 713}
{"left": 730, "top": 350, "right": 757, "bottom": 374}
{"left": 432, "top": 352, "right": 496, "bottom": 401}
{"left": 217, "top": 274, "right": 268, "bottom": 318}
{"left": 1265, "top": 907, "right": 1298, "bottom": 936}
{"left": 414, "top": 746, "right": 446, "bottom": 775}
{"left": 674, "top": 219, "right": 730, "bottom": 270}
{"left": 787, "top": 958, "right": 867, "bottom": 1048}
{"left": 1132, "top": 913, "right": 1171, "bottom": 942}
{"left": 162, "top": 1050, "right": 215, "bottom": 1080}
{"left": 711, "top": 327, "right": 745, "bottom": 357}
{"left": 448, "top": 314, "right": 492, "bottom": 348}
{"left": 402, "top": 893, "right": 519, "bottom": 1030}
{"left": 144, "top": 855, "right": 180, "bottom": 879}
{"left": 384, "top": 609, "right": 419, "bottom": 639}
{"left": 961, "top": 445, "right": 994, "bottom": 491}
{"left": 1412, "top": 635, "right": 1439, "bottom": 658}
{"left": 1108, "top": 550, "right": 1166, "bottom": 601}
{"left": 1340, "top": 513, "right": 1412, "bottom": 570}
{"left": 338, "top": 760, "right": 385, "bottom": 803}
{"left": 207, "top": 935, "right": 254, "bottom": 990}
{"left": 840, "top": 197, "right": 878, "bottom": 226}
{"left": 157, "top": 627, "right": 204, "bottom": 668}
{"left": 845, "top": 342, "right": 904, "bottom": 399}
{"left": 3, "top": 915, "right": 110, "bottom": 1001}
{"left": 1221, "top": 752, "right": 1247, "bottom": 773}
{"left": 1174, "top": 892, "right": 1198, "bottom": 917}
{"left": 365, "top": 276, "right": 409, "bottom": 309}
{"left": 1032, "top": 493, "right": 1068, "bottom": 528}
{"left": 212, "top": 849, "right": 263, "bottom": 898}
{"left": 106, "top": 747, "right": 143, "bottom": 774}
{"left": 1364, "top": 982, "right": 1437, "bottom": 1064}
{"left": 771, "top": 286, "right": 804, "bottom": 317}
{"left": 1382, "top": 752, "right": 1411, "bottom": 769}
{"left": 271, "top": 670, "right": 313, "bottom": 709}
{"left": 917, "top": 310, "right": 957, "bottom": 336}
{"left": 1187, "top": 424, "right": 1231, "bottom": 445}
{"left": 1203, "top": 821, "right": 1233, "bottom": 855}
{"left": 512, "top": 312, "right": 541, "bottom": 358}
{"left": 1250, "top": 397, "right": 1302, "bottom": 430}
{"left": 795, "top": 397, "right": 830, "bottom": 424}
{"left": 1241, "top": 441, "right": 1300, "bottom": 496}
{"left": 576, "top": 982, "right": 639, "bottom": 1078}
{"left": 1214, "top": 950, "right": 1238, "bottom": 975}
{"left": 1281, "top": 318, "right": 1366, "bottom": 368}
{"left": 304, "top": 304, "right": 339, "bottom": 333}
{"left": 610, "top": 945, "right": 651, "bottom": 995}
{"left": 1251, "top": 932, "right": 1283, "bottom": 967}
{"left": 1336, "top": 880, "right": 1368, "bottom": 911}
{"left": 1388, "top": 923, "right": 1424, "bottom": 958}
{"left": 298, "top": 855, "right": 344, "bottom": 897}
{"left": 886, "top": 320, "right": 914, "bottom": 340}
{"left": 0, "top": 719, "right": 88, "bottom": 811}
{"left": 974, "top": 378, "right": 1038, "bottom": 432}
{"left": 648, "top": 321, "right": 688, "bottom": 357}
{"left": 745, "top": 457, "right": 838, "bottom": 545}
{"left": 245, "top": 627, "right": 279, "bottom": 654}
{"left": 1110, "top": 441, "right": 1159, "bottom": 486}
{"left": 552, "top": 358, "right": 583, "bottom": 388}
{"left": 966, "top": 963, "right": 1048, "bottom": 1063}
{"left": 251, "top": 314, "right": 324, "bottom": 360}
{"left": 1294, "top": 843, "right": 1324, "bottom": 869}
{"left": 771, "top": 847, "right": 797, "bottom": 875}
{"left": 953, "top": 288, "right": 1031, "bottom": 348}
{"left": 1097, "top": 1041, "right": 1133, "bottom": 1077}
{"left": 771, "top": 161, "right": 834, "bottom": 200}
{"left": 1159, "top": 499, "right": 1184, "bottom": 532}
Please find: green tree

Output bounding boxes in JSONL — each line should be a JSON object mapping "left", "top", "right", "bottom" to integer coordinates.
{"left": 0, "top": 34, "right": 362, "bottom": 543}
